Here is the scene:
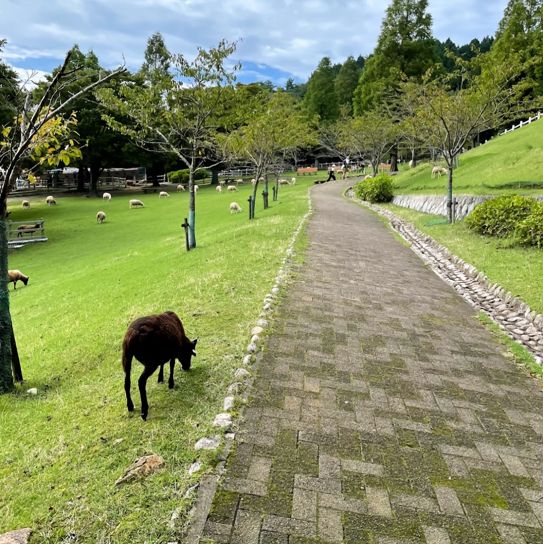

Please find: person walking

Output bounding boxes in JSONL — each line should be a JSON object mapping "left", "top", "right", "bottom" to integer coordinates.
{"left": 326, "top": 164, "right": 336, "bottom": 182}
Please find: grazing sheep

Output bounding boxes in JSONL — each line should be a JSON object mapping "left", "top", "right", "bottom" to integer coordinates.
{"left": 291, "top": 177, "right": 296, "bottom": 185}
{"left": 235, "top": 178, "right": 243, "bottom": 185}
{"left": 129, "top": 199, "right": 144, "bottom": 208}
{"left": 177, "top": 184, "right": 185, "bottom": 192}
{"left": 279, "top": 178, "right": 289, "bottom": 185}
{"left": 22, "top": 200, "right": 30, "bottom": 209}
{"left": 229, "top": 202, "right": 242, "bottom": 213}
{"left": 194, "top": 185, "right": 199, "bottom": 192}
{"left": 159, "top": 191, "right": 170, "bottom": 198}
{"left": 103, "top": 192, "right": 112, "bottom": 200}
{"left": 431, "top": 166, "right": 448, "bottom": 179}
{"left": 96, "top": 211, "right": 106, "bottom": 224}
{"left": 8, "top": 269, "right": 29, "bottom": 289}
{"left": 216, "top": 185, "right": 222, "bottom": 192}
{"left": 45, "top": 195, "right": 56, "bottom": 206}
{"left": 251, "top": 178, "right": 257, "bottom": 185}
{"left": 227, "top": 185, "right": 237, "bottom": 192}
{"left": 16, "top": 223, "right": 40, "bottom": 237}
{"left": 122, "top": 311, "right": 197, "bottom": 420}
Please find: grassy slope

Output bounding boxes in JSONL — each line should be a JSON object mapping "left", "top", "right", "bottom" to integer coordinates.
{"left": 382, "top": 205, "right": 543, "bottom": 315}
{"left": 0, "top": 180, "right": 311, "bottom": 543}
{"left": 394, "top": 119, "right": 543, "bottom": 195}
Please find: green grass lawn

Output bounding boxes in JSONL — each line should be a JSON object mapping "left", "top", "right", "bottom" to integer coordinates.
{"left": 381, "top": 204, "right": 543, "bottom": 315}
{"left": 394, "top": 119, "right": 543, "bottom": 195}
{"left": 0, "top": 179, "right": 312, "bottom": 542}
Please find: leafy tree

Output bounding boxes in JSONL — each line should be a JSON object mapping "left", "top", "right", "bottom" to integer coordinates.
{"left": 342, "top": 112, "right": 398, "bottom": 175}
{"left": 353, "top": 0, "right": 438, "bottom": 114}
{"left": 34, "top": 46, "right": 135, "bottom": 193}
{"left": 99, "top": 40, "right": 238, "bottom": 249}
{"left": 408, "top": 57, "right": 523, "bottom": 222}
{"left": 0, "top": 40, "right": 22, "bottom": 129}
{"left": 303, "top": 57, "right": 339, "bottom": 122}
{"left": 334, "top": 56, "right": 361, "bottom": 113}
{"left": 0, "top": 48, "right": 124, "bottom": 392}
{"left": 285, "top": 78, "right": 307, "bottom": 100}
{"left": 492, "top": 0, "right": 543, "bottom": 97}
{"left": 222, "top": 91, "right": 316, "bottom": 215}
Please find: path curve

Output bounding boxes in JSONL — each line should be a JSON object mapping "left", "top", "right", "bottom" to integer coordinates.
{"left": 199, "top": 181, "right": 543, "bottom": 544}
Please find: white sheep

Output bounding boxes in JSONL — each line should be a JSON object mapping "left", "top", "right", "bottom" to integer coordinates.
{"left": 194, "top": 185, "right": 199, "bottom": 192}
{"left": 279, "top": 179, "right": 289, "bottom": 185}
{"left": 227, "top": 185, "right": 237, "bottom": 192}
{"left": 235, "top": 178, "right": 243, "bottom": 185}
{"left": 177, "top": 184, "right": 185, "bottom": 192}
{"left": 103, "top": 192, "right": 112, "bottom": 200}
{"left": 45, "top": 195, "right": 56, "bottom": 206}
{"left": 22, "top": 200, "right": 30, "bottom": 209}
{"left": 431, "top": 166, "right": 448, "bottom": 179}
{"left": 216, "top": 185, "right": 222, "bottom": 192}
{"left": 129, "top": 199, "right": 144, "bottom": 208}
{"left": 229, "top": 202, "right": 242, "bottom": 214}
{"left": 408, "top": 160, "right": 414, "bottom": 169}
{"left": 251, "top": 178, "right": 257, "bottom": 185}
{"left": 159, "top": 191, "right": 170, "bottom": 198}
{"left": 96, "top": 211, "right": 107, "bottom": 224}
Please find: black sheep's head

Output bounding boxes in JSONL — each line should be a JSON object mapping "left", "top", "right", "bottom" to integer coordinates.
{"left": 180, "top": 338, "right": 198, "bottom": 371}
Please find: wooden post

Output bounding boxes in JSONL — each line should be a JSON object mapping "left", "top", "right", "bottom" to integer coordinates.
{"left": 181, "top": 218, "right": 190, "bottom": 251}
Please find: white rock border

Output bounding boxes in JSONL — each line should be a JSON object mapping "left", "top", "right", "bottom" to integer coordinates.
{"left": 190, "top": 191, "right": 314, "bottom": 462}
{"left": 348, "top": 191, "right": 543, "bottom": 365}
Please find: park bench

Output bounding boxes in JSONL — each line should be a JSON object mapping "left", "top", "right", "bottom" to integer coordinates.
{"left": 8, "top": 219, "right": 47, "bottom": 247}
{"left": 297, "top": 167, "right": 318, "bottom": 175}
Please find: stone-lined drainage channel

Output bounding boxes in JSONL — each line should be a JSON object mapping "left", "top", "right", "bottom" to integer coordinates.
{"left": 348, "top": 191, "right": 543, "bottom": 366}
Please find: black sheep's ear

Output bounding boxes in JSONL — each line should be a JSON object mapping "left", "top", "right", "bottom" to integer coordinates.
{"left": 192, "top": 338, "right": 198, "bottom": 347}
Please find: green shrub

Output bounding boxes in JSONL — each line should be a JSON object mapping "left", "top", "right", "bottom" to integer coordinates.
{"left": 168, "top": 168, "right": 209, "bottom": 184}
{"left": 516, "top": 201, "right": 543, "bottom": 247}
{"left": 353, "top": 174, "right": 394, "bottom": 203}
{"left": 466, "top": 195, "right": 539, "bottom": 237}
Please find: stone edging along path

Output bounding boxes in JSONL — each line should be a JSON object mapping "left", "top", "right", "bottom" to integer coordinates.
{"left": 348, "top": 190, "right": 543, "bottom": 366}
{"left": 182, "top": 193, "right": 313, "bottom": 542}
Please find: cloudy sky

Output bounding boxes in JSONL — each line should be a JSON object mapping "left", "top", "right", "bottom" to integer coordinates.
{"left": 1, "top": 0, "right": 508, "bottom": 86}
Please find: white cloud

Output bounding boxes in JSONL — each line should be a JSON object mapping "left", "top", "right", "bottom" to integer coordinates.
{"left": 9, "top": 66, "right": 49, "bottom": 90}
{"left": 0, "top": 0, "right": 508, "bottom": 83}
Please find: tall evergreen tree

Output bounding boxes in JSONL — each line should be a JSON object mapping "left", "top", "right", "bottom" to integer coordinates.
{"left": 491, "top": 0, "right": 543, "bottom": 96}
{"left": 353, "top": 0, "right": 437, "bottom": 114}
{"left": 334, "top": 56, "right": 361, "bottom": 113}
{"left": 303, "top": 57, "right": 339, "bottom": 122}
{"left": 141, "top": 32, "right": 171, "bottom": 82}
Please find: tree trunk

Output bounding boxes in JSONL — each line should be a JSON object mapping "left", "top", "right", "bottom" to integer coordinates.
{"left": 0, "top": 219, "right": 14, "bottom": 393}
{"left": 390, "top": 145, "right": 398, "bottom": 172}
{"left": 447, "top": 167, "right": 454, "bottom": 224}
{"left": 77, "top": 164, "right": 86, "bottom": 192}
{"left": 251, "top": 172, "right": 261, "bottom": 219}
{"left": 263, "top": 175, "right": 269, "bottom": 209}
{"left": 410, "top": 148, "right": 417, "bottom": 168}
{"left": 275, "top": 174, "right": 280, "bottom": 201}
{"left": 89, "top": 162, "right": 101, "bottom": 195}
{"left": 188, "top": 167, "right": 196, "bottom": 248}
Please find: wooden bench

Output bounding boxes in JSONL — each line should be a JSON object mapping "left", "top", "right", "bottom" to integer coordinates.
{"left": 8, "top": 219, "right": 47, "bottom": 247}
{"left": 297, "top": 167, "right": 318, "bottom": 175}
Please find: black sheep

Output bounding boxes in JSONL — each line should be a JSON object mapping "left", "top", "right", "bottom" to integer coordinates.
{"left": 122, "top": 311, "right": 197, "bottom": 420}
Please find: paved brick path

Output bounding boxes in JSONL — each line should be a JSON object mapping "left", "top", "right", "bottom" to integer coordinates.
{"left": 200, "top": 182, "right": 543, "bottom": 544}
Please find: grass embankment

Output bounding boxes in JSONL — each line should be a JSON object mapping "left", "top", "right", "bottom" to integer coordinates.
{"left": 394, "top": 119, "right": 543, "bottom": 195}
{"left": 381, "top": 205, "right": 543, "bottom": 316}
{"left": 0, "top": 179, "right": 311, "bottom": 542}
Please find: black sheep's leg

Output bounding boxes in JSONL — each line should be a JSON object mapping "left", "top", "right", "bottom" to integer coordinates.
{"left": 138, "top": 365, "right": 156, "bottom": 421}
{"left": 168, "top": 358, "right": 175, "bottom": 389}
{"left": 157, "top": 364, "right": 164, "bottom": 383}
{"left": 123, "top": 354, "right": 134, "bottom": 412}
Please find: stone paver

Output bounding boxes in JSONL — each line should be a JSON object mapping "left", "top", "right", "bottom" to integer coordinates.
{"left": 201, "top": 182, "right": 543, "bottom": 543}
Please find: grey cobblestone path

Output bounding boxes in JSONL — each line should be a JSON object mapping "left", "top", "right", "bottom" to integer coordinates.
{"left": 201, "top": 182, "right": 543, "bottom": 544}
